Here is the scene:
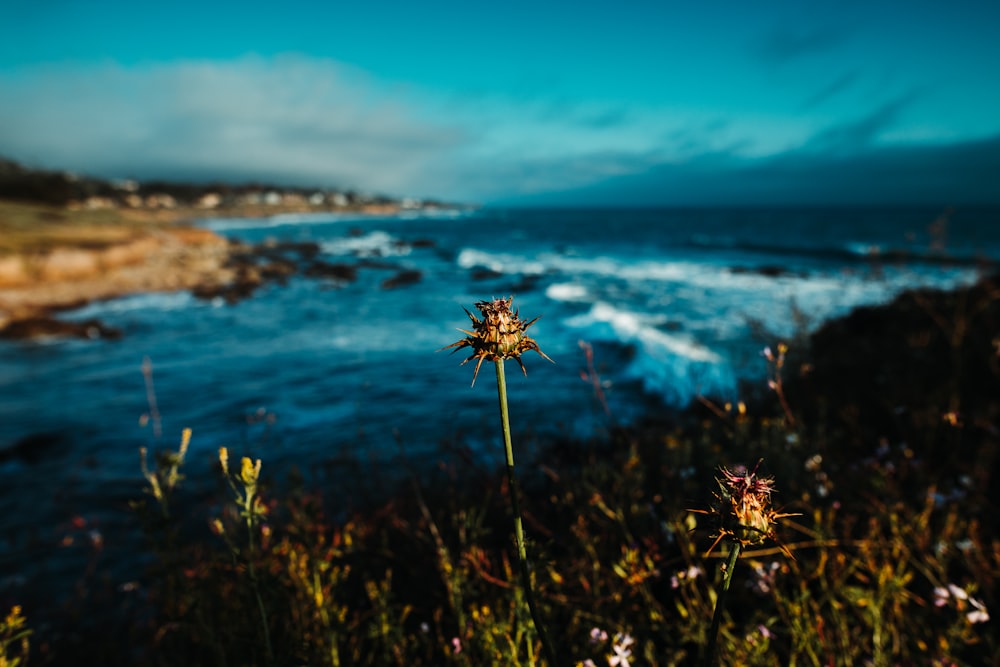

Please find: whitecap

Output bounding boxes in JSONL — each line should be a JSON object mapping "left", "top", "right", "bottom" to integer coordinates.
{"left": 320, "top": 231, "right": 412, "bottom": 258}
{"left": 202, "top": 213, "right": 347, "bottom": 232}
{"left": 64, "top": 291, "right": 195, "bottom": 319}
{"left": 545, "top": 282, "right": 588, "bottom": 302}
{"left": 456, "top": 248, "right": 548, "bottom": 275}
{"left": 582, "top": 302, "right": 720, "bottom": 363}
{"left": 564, "top": 301, "right": 733, "bottom": 405}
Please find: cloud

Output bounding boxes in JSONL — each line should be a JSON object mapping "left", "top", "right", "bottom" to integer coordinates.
{"left": 1, "top": 55, "right": 995, "bottom": 207}
{"left": 443, "top": 148, "right": 667, "bottom": 201}
{"left": 577, "top": 108, "right": 632, "bottom": 130}
{"left": 502, "top": 132, "right": 1000, "bottom": 207}
{"left": 752, "top": 24, "right": 851, "bottom": 64}
{"left": 804, "top": 93, "right": 917, "bottom": 153}
{"left": 0, "top": 56, "right": 685, "bottom": 201}
{"left": 0, "top": 56, "right": 469, "bottom": 196}
{"left": 800, "top": 70, "right": 859, "bottom": 109}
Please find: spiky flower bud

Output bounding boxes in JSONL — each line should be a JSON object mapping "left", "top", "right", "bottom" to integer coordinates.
{"left": 717, "top": 464, "right": 779, "bottom": 546}
{"left": 441, "top": 296, "right": 553, "bottom": 386}
{"left": 699, "top": 460, "right": 797, "bottom": 556}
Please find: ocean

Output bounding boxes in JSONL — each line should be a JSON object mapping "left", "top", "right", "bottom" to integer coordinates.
{"left": 1, "top": 205, "right": 998, "bottom": 602}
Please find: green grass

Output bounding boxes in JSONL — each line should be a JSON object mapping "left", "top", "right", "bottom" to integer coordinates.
{"left": 0, "top": 200, "right": 178, "bottom": 256}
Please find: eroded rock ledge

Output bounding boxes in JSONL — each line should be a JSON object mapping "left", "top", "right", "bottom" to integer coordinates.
{"left": 0, "top": 226, "right": 435, "bottom": 340}
{"left": 0, "top": 227, "right": 238, "bottom": 337}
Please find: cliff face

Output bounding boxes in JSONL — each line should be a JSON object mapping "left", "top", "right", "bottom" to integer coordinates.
{"left": 0, "top": 227, "right": 236, "bottom": 330}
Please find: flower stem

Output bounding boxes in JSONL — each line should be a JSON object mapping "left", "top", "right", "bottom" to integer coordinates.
{"left": 245, "top": 495, "right": 274, "bottom": 665}
{"left": 703, "top": 541, "right": 742, "bottom": 667}
{"left": 495, "top": 359, "right": 559, "bottom": 667}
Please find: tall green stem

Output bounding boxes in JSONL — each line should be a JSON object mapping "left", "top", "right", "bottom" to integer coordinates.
{"left": 494, "top": 359, "right": 559, "bottom": 667}
{"left": 245, "top": 494, "right": 274, "bottom": 665}
{"left": 703, "top": 542, "right": 742, "bottom": 667}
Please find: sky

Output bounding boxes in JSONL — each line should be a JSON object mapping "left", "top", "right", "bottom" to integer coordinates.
{"left": 0, "top": 0, "right": 998, "bottom": 206}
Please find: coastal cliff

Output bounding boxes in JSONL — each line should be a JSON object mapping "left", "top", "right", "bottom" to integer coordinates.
{"left": 0, "top": 225, "right": 235, "bottom": 331}
{"left": 0, "top": 157, "right": 462, "bottom": 336}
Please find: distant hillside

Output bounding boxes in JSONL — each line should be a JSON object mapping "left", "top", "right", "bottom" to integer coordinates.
{"left": 0, "top": 156, "right": 449, "bottom": 211}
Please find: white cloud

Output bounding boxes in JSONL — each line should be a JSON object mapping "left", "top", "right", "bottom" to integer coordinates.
{"left": 0, "top": 54, "right": 784, "bottom": 202}
{"left": 0, "top": 55, "right": 474, "bottom": 197}
{"left": 4, "top": 53, "right": 978, "bottom": 204}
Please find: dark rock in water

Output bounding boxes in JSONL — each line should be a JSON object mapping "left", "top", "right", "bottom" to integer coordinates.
{"left": 260, "top": 239, "right": 321, "bottom": 262}
{"left": 0, "top": 431, "right": 69, "bottom": 464}
{"left": 730, "top": 265, "right": 800, "bottom": 278}
{"left": 508, "top": 275, "right": 541, "bottom": 293}
{"left": 656, "top": 320, "right": 684, "bottom": 332}
{"left": 191, "top": 282, "right": 251, "bottom": 304}
{"left": 358, "top": 259, "right": 400, "bottom": 270}
{"left": 381, "top": 269, "right": 422, "bottom": 289}
{"left": 410, "top": 238, "right": 436, "bottom": 248}
{"left": 0, "top": 316, "right": 122, "bottom": 340}
{"left": 470, "top": 267, "right": 503, "bottom": 281}
{"left": 304, "top": 260, "right": 358, "bottom": 282}
{"left": 192, "top": 266, "right": 263, "bottom": 304}
{"left": 258, "top": 258, "right": 298, "bottom": 283}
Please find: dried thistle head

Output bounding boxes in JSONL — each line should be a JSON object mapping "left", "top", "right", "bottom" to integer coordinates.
{"left": 441, "top": 296, "right": 553, "bottom": 386}
{"left": 700, "top": 460, "right": 798, "bottom": 556}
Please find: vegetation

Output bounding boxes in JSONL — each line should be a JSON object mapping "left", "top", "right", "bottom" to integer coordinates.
{"left": 9, "top": 274, "right": 1000, "bottom": 666}
{"left": 0, "top": 199, "right": 177, "bottom": 256}
{"left": 0, "top": 156, "right": 451, "bottom": 231}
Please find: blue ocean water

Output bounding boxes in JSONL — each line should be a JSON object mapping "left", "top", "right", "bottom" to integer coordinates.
{"left": 1, "top": 206, "right": 998, "bottom": 600}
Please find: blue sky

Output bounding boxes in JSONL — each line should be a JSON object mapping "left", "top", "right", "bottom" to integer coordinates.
{"left": 1, "top": 1, "right": 998, "bottom": 205}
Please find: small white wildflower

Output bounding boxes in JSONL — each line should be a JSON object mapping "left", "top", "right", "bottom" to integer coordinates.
{"left": 967, "top": 609, "right": 990, "bottom": 624}
{"left": 609, "top": 633, "right": 634, "bottom": 667}
{"left": 967, "top": 596, "right": 990, "bottom": 624}
{"left": 948, "top": 583, "right": 968, "bottom": 600}
{"left": 670, "top": 565, "right": 703, "bottom": 588}
{"left": 955, "top": 538, "right": 974, "bottom": 552}
{"left": 589, "top": 627, "right": 608, "bottom": 643}
{"left": 934, "top": 583, "right": 990, "bottom": 624}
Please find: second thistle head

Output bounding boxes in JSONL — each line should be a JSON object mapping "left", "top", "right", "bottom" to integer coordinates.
{"left": 717, "top": 463, "right": 778, "bottom": 546}
{"left": 441, "top": 296, "right": 553, "bottom": 386}
{"left": 702, "top": 459, "right": 798, "bottom": 556}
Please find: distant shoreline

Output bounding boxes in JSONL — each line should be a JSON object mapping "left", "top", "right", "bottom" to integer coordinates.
{"left": 0, "top": 198, "right": 454, "bottom": 336}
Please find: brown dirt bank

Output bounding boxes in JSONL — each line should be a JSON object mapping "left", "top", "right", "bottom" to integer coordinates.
{"left": 0, "top": 200, "right": 282, "bottom": 332}
{"left": 0, "top": 199, "right": 428, "bottom": 335}
{"left": 0, "top": 226, "right": 238, "bottom": 329}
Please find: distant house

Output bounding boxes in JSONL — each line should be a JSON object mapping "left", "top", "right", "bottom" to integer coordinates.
{"left": 145, "top": 193, "right": 177, "bottom": 209}
{"left": 84, "top": 196, "right": 115, "bottom": 210}
{"left": 196, "top": 192, "right": 222, "bottom": 209}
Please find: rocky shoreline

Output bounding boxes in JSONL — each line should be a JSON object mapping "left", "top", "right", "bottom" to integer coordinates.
{"left": 0, "top": 212, "right": 440, "bottom": 340}
{"left": 0, "top": 225, "right": 237, "bottom": 337}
